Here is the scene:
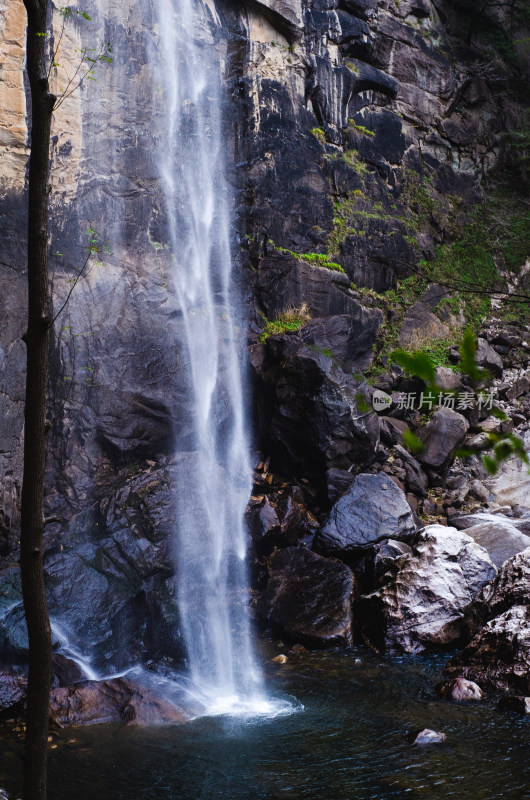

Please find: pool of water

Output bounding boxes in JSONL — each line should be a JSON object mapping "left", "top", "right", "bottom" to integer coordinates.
{"left": 2, "top": 645, "right": 529, "bottom": 800}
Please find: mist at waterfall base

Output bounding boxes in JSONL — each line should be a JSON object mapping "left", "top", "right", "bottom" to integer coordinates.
{"left": 47, "top": 0, "right": 292, "bottom": 722}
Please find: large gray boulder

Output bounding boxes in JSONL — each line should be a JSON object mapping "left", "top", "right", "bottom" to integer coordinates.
{"left": 254, "top": 546, "right": 357, "bottom": 647}
{"left": 418, "top": 408, "right": 469, "bottom": 469}
{"left": 483, "top": 431, "right": 530, "bottom": 512}
{"left": 451, "top": 512, "right": 530, "bottom": 537}
{"left": 454, "top": 519, "right": 530, "bottom": 568}
{"left": 476, "top": 337, "right": 504, "bottom": 377}
{"left": 314, "top": 473, "right": 416, "bottom": 557}
{"left": 357, "top": 525, "right": 496, "bottom": 653}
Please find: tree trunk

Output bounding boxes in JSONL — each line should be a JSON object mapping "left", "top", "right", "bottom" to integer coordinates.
{"left": 21, "top": 2, "right": 56, "bottom": 799}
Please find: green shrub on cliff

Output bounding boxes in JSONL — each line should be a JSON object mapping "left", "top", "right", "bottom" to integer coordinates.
{"left": 259, "top": 304, "right": 310, "bottom": 342}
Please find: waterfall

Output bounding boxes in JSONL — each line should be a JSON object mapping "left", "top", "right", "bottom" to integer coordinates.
{"left": 148, "top": 0, "right": 264, "bottom": 711}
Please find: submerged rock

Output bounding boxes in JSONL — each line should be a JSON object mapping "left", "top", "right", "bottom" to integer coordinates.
{"left": 255, "top": 546, "right": 357, "bottom": 647}
{"left": 412, "top": 728, "right": 446, "bottom": 745}
{"left": 435, "top": 677, "right": 483, "bottom": 702}
{"left": 314, "top": 473, "right": 416, "bottom": 557}
{"left": 357, "top": 525, "right": 496, "bottom": 653}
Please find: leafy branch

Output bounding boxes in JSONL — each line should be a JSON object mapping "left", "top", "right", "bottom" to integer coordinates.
{"left": 50, "top": 228, "right": 111, "bottom": 326}
{"left": 46, "top": 7, "right": 112, "bottom": 111}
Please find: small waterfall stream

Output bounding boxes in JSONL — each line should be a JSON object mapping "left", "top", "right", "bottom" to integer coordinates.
{"left": 149, "top": 0, "right": 264, "bottom": 712}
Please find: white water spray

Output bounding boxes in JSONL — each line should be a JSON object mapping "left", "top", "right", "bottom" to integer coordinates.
{"left": 148, "top": 0, "right": 265, "bottom": 713}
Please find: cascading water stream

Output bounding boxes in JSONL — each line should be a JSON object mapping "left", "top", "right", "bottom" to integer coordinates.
{"left": 148, "top": 0, "right": 266, "bottom": 712}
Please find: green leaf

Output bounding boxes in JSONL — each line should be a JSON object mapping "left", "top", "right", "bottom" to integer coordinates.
{"left": 391, "top": 348, "right": 436, "bottom": 385}
{"left": 482, "top": 455, "right": 498, "bottom": 475}
{"left": 459, "top": 328, "right": 482, "bottom": 382}
{"left": 355, "top": 393, "right": 371, "bottom": 414}
{"left": 402, "top": 428, "right": 425, "bottom": 454}
{"left": 454, "top": 446, "right": 476, "bottom": 458}
{"left": 490, "top": 407, "right": 508, "bottom": 421}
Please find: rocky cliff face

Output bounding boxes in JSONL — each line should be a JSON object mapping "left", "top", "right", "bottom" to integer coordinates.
{"left": 0, "top": 0, "right": 528, "bottom": 674}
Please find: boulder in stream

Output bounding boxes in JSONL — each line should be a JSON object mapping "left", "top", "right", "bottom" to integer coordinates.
{"left": 255, "top": 546, "right": 357, "bottom": 647}
{"left": 49, "top": 678, "right": 189, "bottom": 727}
{"left": 412, "top": 728, "right": 447, "bottom": 745}
{"left": 435, "top": 677, "right": 483, "bottom": 702}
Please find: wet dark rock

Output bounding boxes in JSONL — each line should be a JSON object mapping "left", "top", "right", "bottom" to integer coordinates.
{"left": 41, "top": 463, "right": 200, "bottom": 673}
{"left": 314, "top": 473, "right": 416, "bottom": 557}
{"left": 256, "top": 258, "right": 382, "bottom": 348}
{"left": 280, "top": 488, "right": 319, "bottom": 544}
{"left": 247, "top": 497, "right": 281, "bottom": 554}
{"left": 476, "top": 338, "right": 504, "bottom": 378}
{"left": 372, "top": 538, "right": 412, "bottom": 583}
{"left": 300, "top": 313, "right": 382, "bottom": 373}
{"left": 48, "top": 677, "right": 189, "bottom": 727}
{"left": 51, "top": 654, "right": 88, "bottom": 688}
{"left": 258, "top": 334, "right": 380, "bottom": 485}
{"left": 444, "top": 605, "right": 530, "bottom": 695}
{"left": 435, "top": 677, "right": 483, "bottom": 702}
{"left": 412, "top": 728, "right": 446, "bottom": 745}
{"left": 326, "top": 468, "right": 354, "bottom": 505}
{"left": 0, "top": 669, "right": 26, "bottom": 711}
{"left": 96, "top": 394, "right": 174, "bottom": 462}
{"left": 393, "top": 444, "right": 428, "bottom": 497}
{"left": 474, "top": 547, "right": 530, "bottom": 622}
{"left": 418, "top": 409, "right": 469, "bottom": 470}
{"left": 443, "top": 549, "right": 530, "bottom": 693}
{"left": 255, "top": 546, "right": 357, "bottom": 647}
{"left": 248, "top": 488, "right": 318, "bottom": 557}
{"left": 498, "top": 695, "right": 530, "bottom": 715}
{"left": 357, "top": 525, "right": 496, "bottom": 653}
{"left": 0, "top": 603, "right": 28, "bottom": 658}
{"left": 379, "top": 417, "right": 408, "bottom": 446}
